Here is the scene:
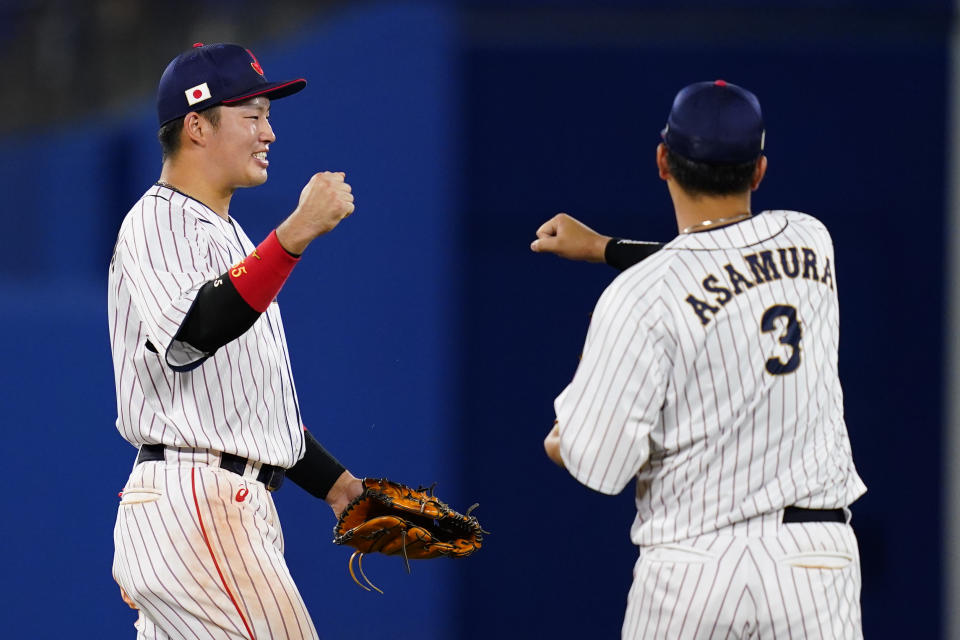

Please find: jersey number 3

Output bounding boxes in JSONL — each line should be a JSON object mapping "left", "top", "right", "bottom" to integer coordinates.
{"left": 761, "top": 305, "right": 801, "bottom": 375}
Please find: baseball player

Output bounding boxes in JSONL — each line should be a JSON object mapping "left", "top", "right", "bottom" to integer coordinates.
{"left": 532, "top": 80, "right": 867, "bottom": 639}
{"left": 108, "top": 43, "right": 362, "bottom": 639}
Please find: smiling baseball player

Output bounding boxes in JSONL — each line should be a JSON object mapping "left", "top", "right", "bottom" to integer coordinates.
{"left": 534, "top": 80, "right": 867, "bottom": 638}
{"left": 108, "top": 43, "right": 363, "bottom": 639}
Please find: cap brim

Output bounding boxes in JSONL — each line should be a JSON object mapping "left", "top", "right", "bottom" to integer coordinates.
{"left": 221, "top": 78, "right": 306, "bottom": 105}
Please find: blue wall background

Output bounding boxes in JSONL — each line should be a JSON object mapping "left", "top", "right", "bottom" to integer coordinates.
{"left": 0, "top": 1, "right": 949, "bottom": 638}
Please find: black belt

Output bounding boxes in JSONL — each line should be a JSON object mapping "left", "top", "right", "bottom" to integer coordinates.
{"left": 782, "top": 506, "right": 846, "bottom": 524}
{"left": 137, "top": 443, "right": 285, "bottom": 492}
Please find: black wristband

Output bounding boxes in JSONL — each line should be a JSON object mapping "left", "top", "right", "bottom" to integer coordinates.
{"left": 286, "top": 429, "right": 347, "bottom": 500}
{"left": 605, "top": 238, "right": 666, "bottom": 272}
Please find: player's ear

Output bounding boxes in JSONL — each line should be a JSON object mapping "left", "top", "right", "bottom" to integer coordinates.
{"left": 656, "top": 143, "right": 671, "bottom": 181}
{"left": 183, "top": 111, "right": 210, "bottom": 147}
{"left": 751, "top": 155, "right": 767, "bottom": 191}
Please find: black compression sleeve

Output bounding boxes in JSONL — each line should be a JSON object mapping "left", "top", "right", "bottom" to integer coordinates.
{"left": 286, "top": 430, "right": 347, "bottom": 500}
{"left": 175, "top": 275, "right": 261, "bottom": 354}
{"left": 605, "top": 238, "right": 666, "bottom": 272}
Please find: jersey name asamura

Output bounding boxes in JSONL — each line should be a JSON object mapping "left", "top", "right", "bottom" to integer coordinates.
{"left": 555, "top": 210, "right": 866, "bottom": 546}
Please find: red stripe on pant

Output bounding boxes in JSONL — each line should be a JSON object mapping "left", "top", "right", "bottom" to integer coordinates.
{"left": 191, "top": 468, "right": 256, "bottom": 640}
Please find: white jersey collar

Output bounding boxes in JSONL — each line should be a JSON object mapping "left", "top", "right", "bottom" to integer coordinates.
{"left": 666, "top": 210, "right": 790, "bottom": 251}
{"left": 151, "top": 183, "right": 231, "bottom": 229}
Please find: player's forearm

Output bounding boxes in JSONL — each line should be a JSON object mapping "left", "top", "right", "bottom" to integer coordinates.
{"left": 175, "top": 230, "right": 299, "bottom": 354}
{"left": 604, "top": 238, "right": 665, "bottom": 271}
{"left": 530, "top": 213, "right": 664, "bottom": 269}
{"left": 286, "top": 428, "right": 349, "bottom": 501}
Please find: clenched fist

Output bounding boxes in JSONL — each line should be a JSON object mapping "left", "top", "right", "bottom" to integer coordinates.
{"left": 530, "top": 213, "right": 610, "bottom": 263}
{"left": 277, "top": 171, "right": 355, "bottom": 254}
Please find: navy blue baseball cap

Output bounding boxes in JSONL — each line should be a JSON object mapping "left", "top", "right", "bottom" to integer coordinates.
{"left": 157, "top": 42, "right": 306, "bottom": 127}
{"left": 661, "top": 80, "right": 765, "bottom": 165}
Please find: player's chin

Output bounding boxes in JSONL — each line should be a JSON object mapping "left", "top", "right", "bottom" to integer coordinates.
{"left": 243, "top": 169, "right": 269, "bottom": 187}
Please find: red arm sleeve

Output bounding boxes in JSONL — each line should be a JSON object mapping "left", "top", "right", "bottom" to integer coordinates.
{"left": 229, "top": 230, "right": 300, "bottom": 312}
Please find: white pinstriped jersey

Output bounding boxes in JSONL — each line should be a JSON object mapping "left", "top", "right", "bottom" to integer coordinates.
{"left": 555, "top": 210, "right": 867, "bottom": 546}
{"left": 108, "top": 184, "right": 305, "bottom": 468}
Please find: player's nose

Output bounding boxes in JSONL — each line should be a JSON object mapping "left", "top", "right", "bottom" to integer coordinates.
{"left": 261, "top": 120, "right": 276, "bottom": 144}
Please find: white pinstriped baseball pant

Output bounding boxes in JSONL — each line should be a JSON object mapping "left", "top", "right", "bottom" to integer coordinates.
{"left": 112, "top": 450, "right": 319, "bottom": 640}
{"left": 622, "top": 513, "right": 862, "bottom": 639}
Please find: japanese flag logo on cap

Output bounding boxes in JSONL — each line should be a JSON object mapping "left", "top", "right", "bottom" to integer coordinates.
{"left": 185, "top": 82, "right": 211, "bottom": 106}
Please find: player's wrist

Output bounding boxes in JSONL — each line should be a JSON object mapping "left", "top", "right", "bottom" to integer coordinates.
{"left": 275, "top": 218, "right": 313, "bottom": 255}
{"left": 325, "top": 471, "right": 363, "bottom": 516}
{"left": 593, "top": 234, "right": 613, "bottom": 263}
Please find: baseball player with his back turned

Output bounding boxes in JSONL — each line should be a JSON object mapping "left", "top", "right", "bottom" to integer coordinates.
{"left": 108, "top": 43, "right": 364, "bottom": 639}
{"left": 531, "top": 80, "right": 867, "bottom": 638}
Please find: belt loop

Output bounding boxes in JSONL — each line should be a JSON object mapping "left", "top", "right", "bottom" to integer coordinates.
{"left": 258, "top": 465, "right": 285, "bottom": 492}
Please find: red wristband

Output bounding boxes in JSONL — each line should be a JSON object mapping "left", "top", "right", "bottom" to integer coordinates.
{"left": 229, "top": 230, "right": 300, "bottom": 312}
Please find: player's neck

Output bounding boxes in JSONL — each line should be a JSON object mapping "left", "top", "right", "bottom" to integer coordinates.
{"left": 669, "top": 184, "right": 752, "bottom": 235}
{"left": 159, "top": 162, "right": 233, "bottom": 220}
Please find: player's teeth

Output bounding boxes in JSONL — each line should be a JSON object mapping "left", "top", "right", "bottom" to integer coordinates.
{"left": 254, "top": 152, "right": 267, "bottom": 160}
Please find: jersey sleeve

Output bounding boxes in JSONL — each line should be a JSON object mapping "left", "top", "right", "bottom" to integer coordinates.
{"left": 116, "top": 201, "right": 216, "bottom": 371}
{"left": 554, "top": 277, "right": 668, "bottom": 495}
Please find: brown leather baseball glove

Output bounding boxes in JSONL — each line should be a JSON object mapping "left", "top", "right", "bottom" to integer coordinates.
{"left": 333, "top": 478, "right": 484, "bottom": 593}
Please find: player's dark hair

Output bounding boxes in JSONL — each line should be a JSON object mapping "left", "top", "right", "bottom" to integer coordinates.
{"left": 158, "top": 106, "right": 222, "bottom": 161}
{"left": 664, "top": 146, "right": 759, "bottom": 197}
